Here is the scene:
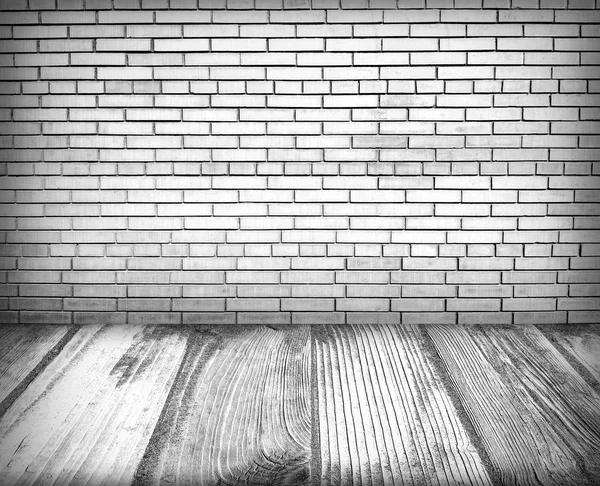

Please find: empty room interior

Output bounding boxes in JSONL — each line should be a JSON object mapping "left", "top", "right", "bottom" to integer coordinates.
{"left": 0, "top": 0, "right": 600, "bottom": 484}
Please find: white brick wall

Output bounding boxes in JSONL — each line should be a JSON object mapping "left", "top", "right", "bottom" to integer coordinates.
{"left": 1, "top": 0, "right": 600, "bottom": 325}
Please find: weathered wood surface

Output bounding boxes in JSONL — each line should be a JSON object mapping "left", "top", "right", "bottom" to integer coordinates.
{"left": 1, "top": 323, "right": 599, "bottom": 486}
{"left": 0, "top": 324, "right": 187, "bottom": 486}
{"left": 314, "top": 324, "right": 492, "bottom": 486}
{"left": 427, "top": 324, "right": 600, "bottom": 486}
{"left": 134, "top": 325, "right": 312, "bottom": 486}
{"left": 538, "top": 324, "right": 600, "bottom": 386}
{"left": 0, "top": 325, "right": 70, "bottom": 404}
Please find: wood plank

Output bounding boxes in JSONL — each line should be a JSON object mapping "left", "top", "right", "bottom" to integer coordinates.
{"left": 538, "top": 324, "right": 600, "bottom": 387}
{"left": 427, "top": 324, "right": 600, "bottom": 486}
{"left": 314, "top": 324, "right": 492, "bottom": 486}
{"left": 134, "top": 325, "right": 312, "bottom": 486}
{"left": 0, "top": 324, "right": 187, "bottom": 486}
{"left": 0, "top": 325, "right": 70, "bottom": 405}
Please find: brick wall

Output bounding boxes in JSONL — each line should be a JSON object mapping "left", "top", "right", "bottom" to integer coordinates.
{"left": 1, "top": 0, "right": 599, "bottom": 326}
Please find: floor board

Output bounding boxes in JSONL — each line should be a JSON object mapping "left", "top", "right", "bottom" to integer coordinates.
{"left": 0, "top": 324, "right": 599, "bottom": 486}
{"left": 426, "top": 324, "right": 600, "bottom": 486}
{"left": 0, "top": 325, "right": 70, "bottom": 405}
{"left": 134, "top": 325, "right": 311, "bottom": 486}
{"left": 314, "top": 324, "right": 492, "bottom": 486}
{"left": 538, "top": 324, "right": 600, "bottom": 387}
{"left": 0, "top": 324, "right": 187, "bottom": 486}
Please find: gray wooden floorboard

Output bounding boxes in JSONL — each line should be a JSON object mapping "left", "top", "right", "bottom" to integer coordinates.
{"left": 0, "top": 324, "right": 598, "bottom": 486}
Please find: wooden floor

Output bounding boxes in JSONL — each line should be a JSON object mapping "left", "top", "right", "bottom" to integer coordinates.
{"left": 0, "top": 324, "right": 599, "bottom": 486}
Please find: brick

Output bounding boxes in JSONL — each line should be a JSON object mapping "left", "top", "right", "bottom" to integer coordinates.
{"left": 129, "top": 25, "right": 182, "bottom": 38}
{"left": 441, "top": 38, "right": 495, "bottom": 52}
{"left": 458, "top": 285, "right": 511, "bottom": 298}
{"left": 237, "top": 312, "right": 290, "bottom": 325}
{"left": 415, "top": 26, "right": 467, "bottom": 39}
{"left": 42, "top": 11, "right": 95, "bottom": 23}
{"left": 155, "top": 10, "right": 211, "bottom": 23}
{"left": 0, "top": 5, "right": 597, "bottom": 324}
{"left": 381, "top": 66, "right": 436, "bottom": 80}
{"left": 555, "top": 10, "right": 600, "bottom": 23}
{"left": 383, "top": 38, "right": 438, "bottom": 52}
{"left": 99, "top": 11, "right": 153, "bottom": 23}
{"left": 19, "top": 311, "right": 71, "bottom": 325}
{"left": 213, "top": 11, "right": 268, "bottom": 23}
{"left": 128, "top": 313, "right": 181, "bottom": 325}
{"left": 153, "top": 39, "right": 209, "bottom": 52}
{"left": 327, "top": 38, "right": 381, "bottom": 52}
{"left": 438, "top": 66, "right": 494, "bottom": 80}
{"left": 282, "top": 299, "right": 335, "bottom": 312}
{"left": 15, "top": 54, "right": 68, "bottom": 67}
{"left": 41, "top": 67, "right": 95, "bottom": 80}
{"left": 267, "top": 10, "right": 324, "bottom": 23}
{"left": 269, "top": 38, "right": 323, "bottom": 52}
{"left": 326, "top": 68, "right": 381, "bottom": 82}
{"left": 469, "top": 52, "right": 523, "bottom": 65}
{"left": 3, "top": 12, "right": 46, "bottom": 25}
{"left": 336, "top": 298, "right": 389, "bottom": 312}
{"left": 384, "top": 10, "right": 439, "bottom": 23}
{"left": 237, "top": 24, "right": 292, "bottom": 37}
{"left": 211, "top": 38, "right": 266, "bottom": 52}
{"left": 552, "top": 94, "right": 600, "bottom": 107}
{"left": 243, "top": 53, "right": 296, "bottom": 66}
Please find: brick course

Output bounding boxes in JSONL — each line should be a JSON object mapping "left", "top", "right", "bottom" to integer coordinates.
{"left": 1, "top": 0, "right": 600, "bottom": 325}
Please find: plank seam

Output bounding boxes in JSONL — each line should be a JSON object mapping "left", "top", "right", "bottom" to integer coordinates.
{"left": 419, "top": 324, "right": 503, "bottom": 486}
{"left": 0, "top": 325, "right": 81, "bottom": 421}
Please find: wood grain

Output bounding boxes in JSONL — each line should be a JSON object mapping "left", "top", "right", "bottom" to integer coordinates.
{"left": 314, "top": 324, "right": 492, "bottom": 486}
{"left": 0, "top": 323, "right": 598, "bottom": 486}
{"left": 136, "top": 325, "right": 312, "bottom": 486}
{"left": 0, "top": 325, "right": 70, "bottom": 404}
{"left": 427, "top": 324, "right": 600, "bottom": 486}
{"left": 538, "top": 324, "right": 600, "bottom": 385}
{"left": 0, "top": 324, "right": 187, "bottom": 486}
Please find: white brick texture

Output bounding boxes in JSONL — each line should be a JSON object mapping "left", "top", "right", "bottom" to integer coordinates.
{"left": 1, "top": 0, "right": 600, "bottom": 325}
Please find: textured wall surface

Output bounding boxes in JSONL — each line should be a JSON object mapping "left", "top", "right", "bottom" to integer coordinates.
{"left": 0, "top": 0, "right": 599, "bottom": 325}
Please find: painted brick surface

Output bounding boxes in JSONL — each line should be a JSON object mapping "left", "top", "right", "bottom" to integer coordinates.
{"left": 1, "top": 0, "right": 600, "bottom": 325}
